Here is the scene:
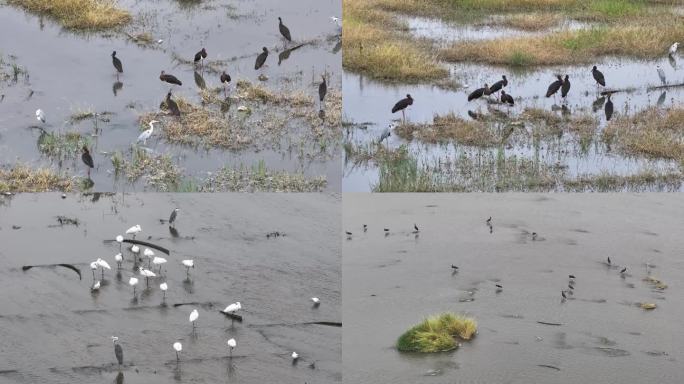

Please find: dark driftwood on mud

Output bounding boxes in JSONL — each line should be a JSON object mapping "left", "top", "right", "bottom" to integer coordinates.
{"left": 106, "top": 239, "right": 170, "bottom": 255}
{"left": 304, "top": 321, "right": 342, "bottom": 327}
{"left": 538, "top": 364, "right": 561, "bottom": 371}
{"left": 21, "top": 263, "right": 82, "bottom": 280}
{"left": 217, "top": 311, "right": 244, "bottom": 322}
{"left": 537, "top": 321, "right": 563, "bottom": 326}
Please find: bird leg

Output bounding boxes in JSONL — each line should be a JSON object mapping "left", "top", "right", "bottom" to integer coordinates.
{"left": 176, "top": 351, "right": 179, "bottom": 361}
{"left": 401, "top": 110, "right": 405, "bottom": 124}
{"left": 92, "top": 270, "right": 95, "bottom": 280}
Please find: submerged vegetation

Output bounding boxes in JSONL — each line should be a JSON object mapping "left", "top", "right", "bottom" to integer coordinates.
{"left": 199, "top": 161, "right": 327, "bottom": 192}
{"left": 8, "top": 0, "right": 132, "bottom": 30}
{"left": 397, "top": 313, "right": 477, "bottom": 353}
{"left": 37, "top": 131, "right": 92, "bottom": 161}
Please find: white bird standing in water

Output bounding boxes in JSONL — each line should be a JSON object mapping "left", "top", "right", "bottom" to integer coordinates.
{"left": 129, "top": 277, "right": 139, "bottom": 295}
{"left": 182, "top": 259, "right": 194, "bottom": 276}
{"left": 90, "top": 261, "right": 99, "bottom": 279}
{"left": 311, "top": 297, "right": 320, "bottom": 307}
{"left": 96, "top": 258, "right": 111, "bottom": 278}
{"left": 173, "top": 342, "right": 182, "bottom": 361}
{"left": 35, "top": 109, "right": 45, "bottom": 123}
{"left": 139, "top": 267, "right": 156, "bottom": 285}
{"left": 189, "top": 309, "right": 199, "bottom": 330}
{"left": 126, "top": 225, "right": 141, "bottom": 239}
{"left": 223, "top": 302, "right": 241, "bottom": 314}
{"left": 92, "top": 280, "right": 101, "bottom": 290}
{"left": 160, "top": 282, "right": 168, "bottom": 299}
{"left": 657, "top": 65, "right": 666, "bottom": 85}
{"left": 227, "top": 338, "right": 237, "bottom": 356}
{"left": 115, "top": 235, "right": 124, "bottom": 252}
{"left": 669, "top": 42, "right": 679, "bottom": 56}
{"left": 114, "top": 253, "right": 123, "bottom": 268}
{"left": 152, "top": 256, "right": 167, "bottom": 272}
{"left": 131, "top": 245, "right": 140, "bottom": 256}
{"left": 291, "top": 351, "right": 299, "bottom": 361}
{"left": 137, "top": 120, "right": 159, "bottom": 145}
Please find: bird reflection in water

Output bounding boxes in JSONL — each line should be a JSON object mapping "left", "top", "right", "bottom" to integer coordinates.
{"left": 112, "top": 81, "right": 123, "bottom": 96}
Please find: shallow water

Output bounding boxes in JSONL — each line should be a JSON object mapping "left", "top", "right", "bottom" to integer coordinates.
{"left": 343, "top": 18, "right": 684, "bottom": 191}
{"left": 343, "top": 194, "right": 684, "bottom": 384}
{"left": 0, "top": 193, "right": 340, "bottom": 383}
{"left": 0, "top": 0, "right": 341, "bottom": 191}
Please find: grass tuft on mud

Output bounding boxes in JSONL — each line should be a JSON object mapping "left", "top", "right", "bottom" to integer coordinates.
{"left": 397, "top": 313, "right": 477, "bottom": 353}
{"left": 121, "top": 149, "right": 183, "bottom": 192}
{"left": 200, "top": 160, "right": 326, "bottom": 192}
{"left": 8, "top": 0, "right": 132, "bottom": 30}
{"left": 0, "top": 165, "right": 74, "bottom": 192}
{"left": 394, "top": 113, "right": 500, "bottom": 147}
{"left": 37, "top": 131, "right": 92, "bottom": 161}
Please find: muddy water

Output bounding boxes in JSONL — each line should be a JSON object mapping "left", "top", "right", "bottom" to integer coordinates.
{"left": 0, "top": 0, "right": 341, "bottom": 191}
{"left": 0, "top": 193, "right": 340, "bottom": 383}
{"left": 343, "top": 194, "right": 684, "bottom": 384}
{"left": 343, "top": 19, "right": 684, "bottom": 191}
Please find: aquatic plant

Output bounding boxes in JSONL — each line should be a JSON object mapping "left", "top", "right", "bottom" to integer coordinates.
{"left": 200, "top": 161, "right": 327, "bottom": 192}
{"left": 8, "top": 0, "right": 132, "bottom": 30}
{"left": 397, "top": 313, "right": 477, "bottom": 353}
{"left": 37, "top": 131, "right": 92, "bottom": 161}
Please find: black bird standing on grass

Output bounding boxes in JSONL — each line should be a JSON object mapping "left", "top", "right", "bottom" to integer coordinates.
{"left": 111, "top": 51, "right": 123, "bottom": 76}
{"left": 605, "top": 94, "right": 613, "bottom": 121}
{"left": 169, "top": 208, "right": 179, "bottom": 227}
{"left": 561, "top": 75, "right": 571, "bottom": 98}
{"left": 166, "top": 91, "right": 181, "bottom": 117}
{"left": 160, "top": 71, "right": 182, "bottom": 86}
{"left": 545, "top": 75, "right": 563, "bottom": 98}
{"left": 194, "top": 48, "right": 207, "bottom": 66}
{"left": 468, "top": 84, "right": 489, "bottom": 101}
{"left": 255, "top": 47, "right": 269, "bottom": 70}
{"left": 500, "top": 90, "right": 514, "bottom": 106}
{"left": 392, "top": 94, "right": 413, "bottom": 123}
{"left": 488, "top": 75, "right": 508, "bottom": 95}
{"left": 81, "top": 146, "right": 94, "bottom": 177}
{"left": 319, "top": 75, "right": 327, "bottom": 109}
{"left": 592, "top": 66, "right": 606, "bottom": 87}
{"left": 220, "top": 71, "right": 231, "bottom": 96}
{"left": 278, "top": 17, "right": 292, "bottom": 42}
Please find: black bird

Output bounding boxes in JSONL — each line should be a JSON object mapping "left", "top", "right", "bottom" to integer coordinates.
{"left": 568, "top": 284, "right": 574, "bottom": 290}
{"left": 166, "top": 91, "right": 181, "bottom": 117}
{"left": 467, "top": 110, "right": 480, "bottom": 120}
{"left": 81, "top": 146, "right": 94, "bottom": 177}
{"left": 607, "top": 257, "right": 612, "bottom": 265}
{"left": 169, "top": 208, "right": 179, "bottom": 227}
{"left": 532, "top": 232, "right": 538, "bottom": 240}
{"left": 451, "top": 265, "right": 459, "bottom": 270}
{"left": 500, "top": 90, "right": 514, "bottom": 106}
{"left": 414, "top": 224, "right": 419, "bottom": 232}
{"left": 111, "top": 51, "right": 123, "bottom": 75}
{"left": 255, "top": 47, "right": 269, "bottom": 70}
{"left": 113, "top": 337, "right": 123, "bottom": 367}
{"left": 468, "top": 84, "right": 489, "bottom": 101}
{"left": 545, "top": 75, "right": 563, "bottom": 98}
{"left": 561, "top": 75, "right": 570, "bottom": 98}
{"left": 160, "top": 71, "right": 182, "bottom": 86}
{"left": 495, "top": 284, "right": 503, "bottom": 290}
{"left": 391, "top": 94, "right": 413, "bottom": 122}
{"left": 561, "top": 291, "right": 567, "bottom": 299}
{"left": 605, "top": 94, "right": 613, "bottom": 121}
{"left": 620, "top": 267, "right": 627, "bottom": 274}
{"left": 383, "top": 228, "right": 389, "bottom": 232}
{"left": 278, "top": 17, "right": 292, "bottom": 42}
{"left": 319, "top": 75, "right": 327, "bottom": 107}
{"left": 592, "top": 66, "right": 606, "bottom": 87}
{"left": 194, "top": 48, "right": 207, "bottom": 65}
{"left": 488, "top": 75, "right": 508, "bottom": 94}
{"left": 569, "top": 274, "right": 576, "bottom": 279}
{"left": 486, "top": 217, "right": 492, "bottom": 225}
{"left": 220, "top": 71, "right": 231, "bottom": 96}
{"left": 345, "top": 231, "right": 352, "bottom": 237}
{"left": 363, "top": 224, "right": 368, "bottom": 232}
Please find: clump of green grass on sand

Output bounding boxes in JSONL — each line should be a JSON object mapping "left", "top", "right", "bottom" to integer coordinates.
{"left": 38, "top": 131, "right": 92, "bottom": 161}
{"left": 121, "top": 149, "right": 183, "bottom": 192}
{"left": 397, "top": 313, "right": 477, "bottom": 353}
{"left": 8, "top": 0, "right": 131, "bottom": 30}
{"left": 0, "top": 165, "right": 74, "bottom": 192}
{"left": 199, "top": 160, "right": 326, "bottom": 192}
{"left": 603, "top": 107, "right": 684, "bottom": 162}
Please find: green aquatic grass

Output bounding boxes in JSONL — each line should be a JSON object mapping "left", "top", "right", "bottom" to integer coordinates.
{"left": 397, "top": 313, "right": 478, "bottom": 353}
{"left": 37, "top": 131, "right": 91, "bottom": 161}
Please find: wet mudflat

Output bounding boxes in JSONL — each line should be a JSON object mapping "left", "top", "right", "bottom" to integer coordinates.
{"left": 342, "top": 4, "right": 684, "bottom": 192}
{"left": 0, "top": 0, "right": 341, "bottom": 192}
{"left": 0, "top": 193, "right": 340, "bottom": 383}
{"left": 344, "top": 194, "right": 684, "bottom": 383}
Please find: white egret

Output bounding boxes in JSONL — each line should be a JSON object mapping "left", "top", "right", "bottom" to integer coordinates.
{"left": 35, "top": 109, "right": 45, "bottom": 123}
{"left": 160, "top": 282, "right": 168, "bottom": 299}
{"left": 182, "top": 259, "right": 194, "bottom": 276}
{"left": 90, "top": 261, "right": 98, "bottom": 280}
{"left": 227, "top": 338, "right": 237, "bottom": 357}
{"left": 143, "top": 248, "right": 155, "bottom": 267}
{"left": 189, "top": 309, "right": 199, "bottom": 330}
{"left": 657, "top": 65, "right": 666, "bottom": 85}
{"left": 112, "top": 336, "right": 123, "bottom": 366}
{"left": 114, "top": 253, "right": 123, "bottom": 269}
{"left": 173, "top": 342, "right": 182, "bottom": 361}
{"left": 115, "top": 235, "right": 124, "bottom": 252}
{"left": 330, "top": 16, "right": 342, "bottom": 34}
{"left": 669, "top": 42, "right": 679, "bottom": 56}
{"left": 223, "top": 302, "right": 241, "bottom": 314}
{"left": 311, "top": 297, "right": 320, "bottom": 306}
{"left": 125, "top": 225, "right": 142, "bottom": 239}
{"left": 139, "top": 267, "right": 156, "bottom": 286}
{"left": 137, "top": 120, "right": 159, "bottom": 145}
{"left": 131, "top": 245, "right": 140, "bottom": 255}
{"left": 129, "top": 276, "right": 139, "bottom": 295}
{"left": 291, "top": 351, "right": 299, "bottom": 361}
{"left": 92, "top": 280, "right": 101, "bottom": 290}
{"left": 152, "top": 256, "right": 167, "bottom": 273}
{"left": 96, "top": 258, "right": 111, "bottom": 278}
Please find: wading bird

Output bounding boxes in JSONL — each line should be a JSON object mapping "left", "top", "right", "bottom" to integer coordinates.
{"left": 81, "top": 146, "right": 94, "bottom": 177}
{"left": 227, "top": 338, "right": 237, "bottom": 356}
{"left": 255, "top": 47, "right": 269, "bottom": 70}
{"left": 569, "top": 274, "right": 576, "bottom": 279}
{"left": 189, "top": 309, "right": 199, "bottom": 330}
{"left": 166, "top": 91, "right": 181, "bottom": 117}
{"left": 182, "top": 259, "right": 194, "bottom": 276}
{"left": 414, "top": 223, "right": 419, "bottom": 232}
{"left": 500, "top": 90, "right": 514, "bottom": 106}
{"left": 160, "top": 282, "right": 168, "bottom": 299}
{"left": 223, "top": 302, "right": 242, "bottom": 314}
{"left": 112, "top": 336, "right": 123, "bottom": 367}
{"left": 592, "top": 66, "right": 605, "bottom": 87}
{"left": 97, "top": 258, "right": 111, "bottom": 279}
{"left": 561, "top": 291, "right": 567, "bottom": 299}
{"left": 169, "top": 208, "right": 179, "bottom": 227}
{"left": 391, "top": 94, "right": 413, "bottom": 122}
{"left": 137, "top": 120, "right": 159, "bottom": 145}
{"left": 139, "top": 267, "right": 156, "bottom": 286}
{"left": 318, "top": 75, "right": 327, "bottom": 109}
{"left": 561, "top": 75, "right": 571, "bottom": 98}
{"left": 36, "top": 109, "right": 45, "bottom": 123}
{"left": 488, "top": 75, "right": 508, "bottom": 95}
{"left": 92, "top": 280, "right": 101, "bottom": 291}
{"left": 379, "top": 125, "right": 391, "bottom": 144}
{"left": 545, "top": 75, "right": 563, "bottom": 98}
{"left": 173, "top": 342, "right": 182, "bottom": 361}
{"left": 112, "top": 51, "right": 123, "bottom": 76}
{"left": 194, "top": 48, "right": 207, "bottom": 66}
{"left": 220, "top": 71, "right": 231, "bottom": 96}
{"left": 115, "top": 253, "right": 123, "bottom": 269}
{"left": 468, "top": 84, "right": 489, "bottom": 101}
{"left": 126, "top": 225, "right": 141, "bottom": 238}
{"left": 278, "top": 17, "right": 292, "bottom": 42}
{"left": 330, "top": 16, "right": 342, "bottom": 34}
{"left": 311, "top": 297, "right": 320, "bottom": 307}
{"left": 152, "top": 257, "right": 167, "bottom": 273}
{"left": 129, "top": 276, "right": 139, "bottom": 295}
{"left": 143, "top": 248, "right": 155, "bottom": 267}
{"left": 669, "top": 42, "right": 679, "bottom": 56}
{"left": 657, "top": 65, "right": 666, "bottom": 85}
{"left": 160, "top": 71, "right": 182, "bottom": 86}
{"left": 292, "top": 351, "right": 299, "bottom": 361}
{"left": 131, "top": 245, "right": 140, "bottom": 256}
{"left": 607, "top": 257, "right": 612, "bottom": 265}
{"left": 620, "top": 267, "right": 627, "bottom": 274}
{"left": 116, "top": 235, "right": 124, "bottom": 252}
{"left": 90, "top": 261, "right": 98, "bottom": 280}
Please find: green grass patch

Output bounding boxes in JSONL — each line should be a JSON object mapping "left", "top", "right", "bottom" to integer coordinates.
{"left": 397, "top": 313, "right": 477, "bottom": 353}
{"left": 37, "top": 131, "right": 91, "bottom": 161}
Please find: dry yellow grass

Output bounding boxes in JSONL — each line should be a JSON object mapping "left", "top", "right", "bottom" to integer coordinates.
{"left": 395, "top": 113, "right": 500, "bottom": 146}
{"left": 484, "top": 13, "right": 561, "bottom": 30}
{"left": 0, "top": 165, "right": 74, "bottom": 192}
{"left": 9, "top": 0, "right": 131, "bottom": 30}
